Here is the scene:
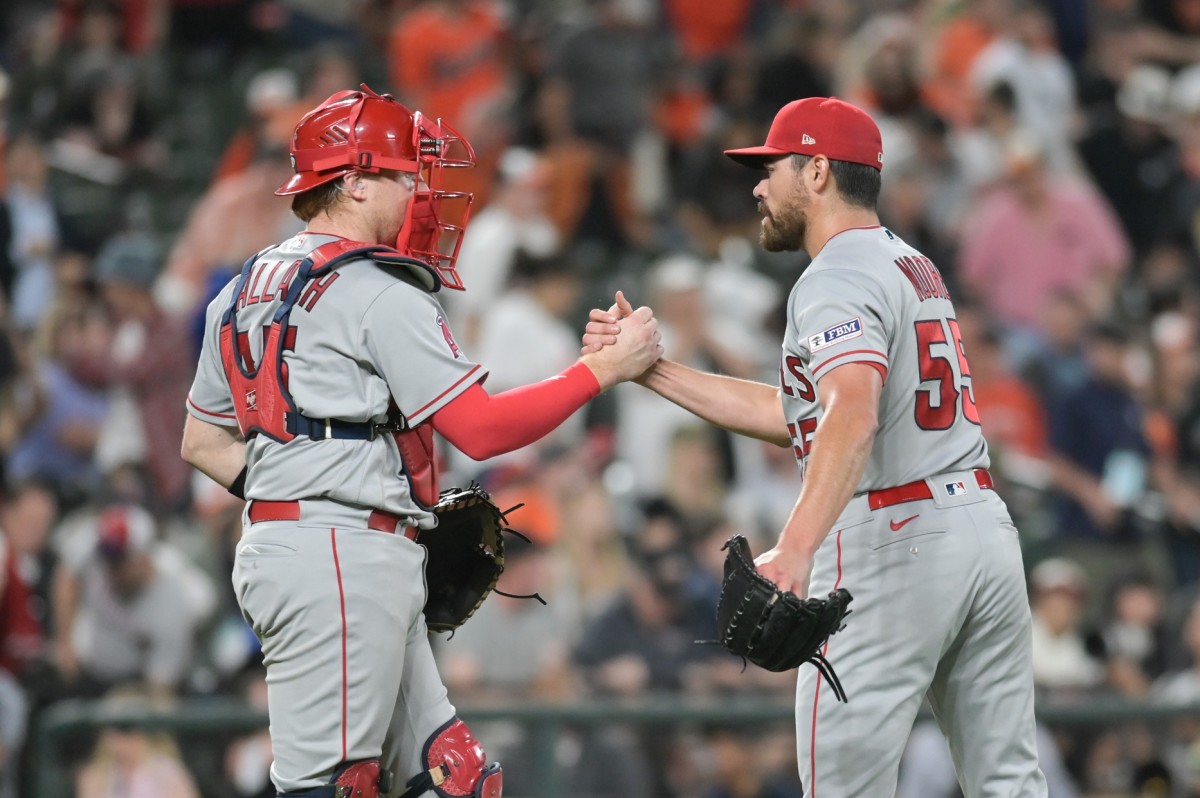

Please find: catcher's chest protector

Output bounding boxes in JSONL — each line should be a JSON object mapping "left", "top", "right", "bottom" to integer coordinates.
{"left": 218, "top": 239, "right": 441, "bottom": 506}
{"left": 220, "top": 239, "right": 372, "bottom": 443}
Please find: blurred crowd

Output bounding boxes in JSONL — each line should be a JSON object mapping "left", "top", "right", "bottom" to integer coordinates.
{"left": 3, "top": 0, "right": 1200, "bottom": 795}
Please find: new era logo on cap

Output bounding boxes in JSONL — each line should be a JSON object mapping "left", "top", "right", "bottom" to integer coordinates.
{"left": 802, "top": 134, "right": 816, "bottom": 145}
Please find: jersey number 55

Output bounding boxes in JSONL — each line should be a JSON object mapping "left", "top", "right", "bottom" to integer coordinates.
{"left": 914, "top": 318, "right": 980, "bottom": 431}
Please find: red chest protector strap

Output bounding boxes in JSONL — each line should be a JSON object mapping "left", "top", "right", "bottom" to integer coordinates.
{"left": 218, "top": 240, "right": 442, "bottom": 506}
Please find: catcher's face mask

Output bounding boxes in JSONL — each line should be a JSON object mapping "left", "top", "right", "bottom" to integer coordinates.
{"left": 395, "top": 113, "right": 476, "bottom": 291}
{"left": 277, "top": 85, "right": 477, "bottom": 290}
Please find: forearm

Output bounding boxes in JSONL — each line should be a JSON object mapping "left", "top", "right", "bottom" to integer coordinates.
{"left": 636, "top": 359, "right": 789, "bottom": 446}
{"left": 51, "top": 569, "right": 78, "bottom": 651}
{"left": 180, "top": 414, "right": 246, "bottom": 488}
{"left": 1046, "top": 453, "right": 1102, "bottom": 503}
{"left": 780, "top": 401, "right": 878, "bottom": 558}
{"left": 432, "top": 363, "right": 601, "bottom": 460}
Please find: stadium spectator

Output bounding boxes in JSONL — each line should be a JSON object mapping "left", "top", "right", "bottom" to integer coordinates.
{"left": 387, "top": 0, "right": 512, "bottom": 206}
{"left": 1077, "top": 65, "right": 1182, "bottom": 260}
{"left": 443, "top": 148, "right": 560, "bottom": 348}
{"left": 75, "top": 690, "right": 200, "bottom": 798}
{"left": 614, "top": 255, "right": 753, "bottom": 498}
{"left": 1028, "top": 558, "right": 1106, "bottom": 698}
{"left": 460, "top": 250, "right": 585, "bottom": 476}
{"left": 922, "top": 0, "right": 1010, "bottom": 127}
{"left": 0, "top": 479, "right": 52, "bottom": 798}
{"left": 968, "top": 0, "right": 1079, "bottom": 174}
{"left": 6, "top": 301, "right": 110, "bottom": 496}
{"left": 702, "top": 726, "right": 804, "bottom": 798}
{"left": 1097, "top": 571, "right": 1170, "bottom": 697}
{"left": 3, "top": 133, "right": 60, "bottom": 331}
{"left": 551, "top": 480, "right": 632, "bottom": 626}
{"left": 5, "top": 0, "right": 1200, "bottom": 789}
{"left": 958, "top": 131, "right": 1130, "bottom": 351}
{"left": 955, "top": 303, "right": 1048, "bottom": 461}
{"left": 1046, "top": 322, "right": 1152, "bottom": 542}
{"left": 436, "top": 535, "right": 571, "bottom": 701}
{"left": 1154, "top": 596, "right": 1200, "bottom": 790}
{"left": 65, "top": 232, "right": 195, "bottom": 510}
{"left": 573, "top": 528, "right": 717, "bottom": 697}
{"left": 51, "top": 503, "right": 216, "bottom": 696}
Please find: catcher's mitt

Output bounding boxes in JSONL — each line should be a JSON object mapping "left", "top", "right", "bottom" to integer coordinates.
{"left": 422, "top": 484, "right": 535, "bottom": 633}
{"left": 715, "top": 535, "right": 853, "bottom": 701}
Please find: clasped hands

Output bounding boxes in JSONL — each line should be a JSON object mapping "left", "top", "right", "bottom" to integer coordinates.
{"left": 578, "top": 291, "right": 662, "bottom": 388}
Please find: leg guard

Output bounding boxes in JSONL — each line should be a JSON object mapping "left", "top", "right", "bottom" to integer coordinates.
{"left": 278, "top": 759, "right": 394, "bottom": 798}
{"left": 401, "top": 717, "right": 503, "bottom": 798}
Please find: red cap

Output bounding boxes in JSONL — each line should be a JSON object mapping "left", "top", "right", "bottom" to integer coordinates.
{"left": 724, "top": 97, "right": 883, "bottom": 171}
{"left": 96, "top": 505, "right": 154, "bottom": 561}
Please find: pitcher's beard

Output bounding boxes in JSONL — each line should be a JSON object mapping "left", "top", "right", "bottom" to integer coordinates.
{"left": 759, "top": 206, "right": 806, "bottom": 252}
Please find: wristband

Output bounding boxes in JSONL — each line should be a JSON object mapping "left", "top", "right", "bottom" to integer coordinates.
{"left": 228, "top": 466, "right": 248, "bottom": 500}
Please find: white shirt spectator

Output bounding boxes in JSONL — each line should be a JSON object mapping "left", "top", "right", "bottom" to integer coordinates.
{"left": 56, "top": 505, "right": 216, "bottom": 690}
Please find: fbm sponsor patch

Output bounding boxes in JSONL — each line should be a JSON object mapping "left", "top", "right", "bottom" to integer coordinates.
{"left": 807, "top": 318, "right": 862, "bottom": 352}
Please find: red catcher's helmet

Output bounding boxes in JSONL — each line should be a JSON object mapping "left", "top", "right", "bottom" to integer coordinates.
{"left": 276, "top": 85, "right": 477, "bottom": 290}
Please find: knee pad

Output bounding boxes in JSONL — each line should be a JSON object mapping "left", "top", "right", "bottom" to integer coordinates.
{"left": 402, "top": 717, "right": 503, "bottom": 798}
{"left": 278, "top": 759, "right": 393, "bottom": 798}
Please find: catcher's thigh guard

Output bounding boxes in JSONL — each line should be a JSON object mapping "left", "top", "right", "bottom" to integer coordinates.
{"left": 401, "top": 717, "right": 502, "bottom": 798}
{"left": 277, "top": 759, "right": 393, "bottom": 798}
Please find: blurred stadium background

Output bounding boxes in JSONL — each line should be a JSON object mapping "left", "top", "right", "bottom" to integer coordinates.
{"left": 5, "top": 0, "right": 1200, "bottom": 795}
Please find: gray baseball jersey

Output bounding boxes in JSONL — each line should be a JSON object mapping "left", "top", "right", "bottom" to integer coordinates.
{"left": 187, "top": 232, "right": 486, "bottom": 527}
{"left": 778, "top": 227, "right": 1047, "bottom": 797}
{"left": 779, "top": 227, "right": 988, "bottom": 489}
{"left": 186, "top": 232, "right": 485, "bottom": 795}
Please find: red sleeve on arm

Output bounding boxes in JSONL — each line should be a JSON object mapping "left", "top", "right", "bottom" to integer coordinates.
{"left": 431, "top": 362, "right": 601, "bottom": 460}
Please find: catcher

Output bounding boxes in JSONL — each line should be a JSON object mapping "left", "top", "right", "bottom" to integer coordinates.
{"left": 180, "top": 86, "right": 661, "bottom": 798}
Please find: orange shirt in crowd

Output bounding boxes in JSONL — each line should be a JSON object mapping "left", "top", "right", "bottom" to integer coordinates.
{"left": 663, "top": 0, "right": 754, "bottom": 62}
{"left": 387, "top": 1, "right": 507, "bottom": 129}
{"left": 925, "top": 15, "right": 996, "bottom": 126}
{"left": 975, "top": 375, "right": 1048, "bottom": 458}
{"left": 655, "top": 85, "right": 713, "bottom": 149}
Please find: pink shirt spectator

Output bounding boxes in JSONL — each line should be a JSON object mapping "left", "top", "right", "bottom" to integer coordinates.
{"left": 77, "top": 745, "right": 200, "bottom": 798}
{"left": 958, "top": 180, "right": 1129, "bottom": 330}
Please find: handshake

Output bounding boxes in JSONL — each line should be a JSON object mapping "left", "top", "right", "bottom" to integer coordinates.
{"left": 577, "top": 290, "right": 664, "bottom": 390}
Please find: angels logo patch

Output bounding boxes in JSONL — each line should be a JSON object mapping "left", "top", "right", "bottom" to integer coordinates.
{"left": 807, "top": 318, "right": 862, "bottom": 352}
{"left": 435, "top": 314, "right": 463, "bottom": 359}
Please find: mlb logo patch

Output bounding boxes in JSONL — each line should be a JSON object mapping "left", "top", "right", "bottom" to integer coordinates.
{"left": 245, "top": 390, "right": 257, "bottom": 411}
{"left": 944, "top": 480, "right": 967, "bottom": 497}
{"left": 807, "top": 318, "right": 863, "bottom": 352}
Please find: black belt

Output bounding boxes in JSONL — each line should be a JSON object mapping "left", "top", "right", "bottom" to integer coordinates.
{"left": 285, "top": 413, "right": 393, "bottom": 441}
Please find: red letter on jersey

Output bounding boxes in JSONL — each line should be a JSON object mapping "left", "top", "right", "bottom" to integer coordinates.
{"left": 298, "top": 272, "right": 340, "bottom": 312}
{"left": 780, "top": 355, "right": 816, "bottom": 401}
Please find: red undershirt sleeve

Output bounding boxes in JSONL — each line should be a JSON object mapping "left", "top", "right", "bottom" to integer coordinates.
{"left": 430, "top": 362, "right": 601, "bottom": 460}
